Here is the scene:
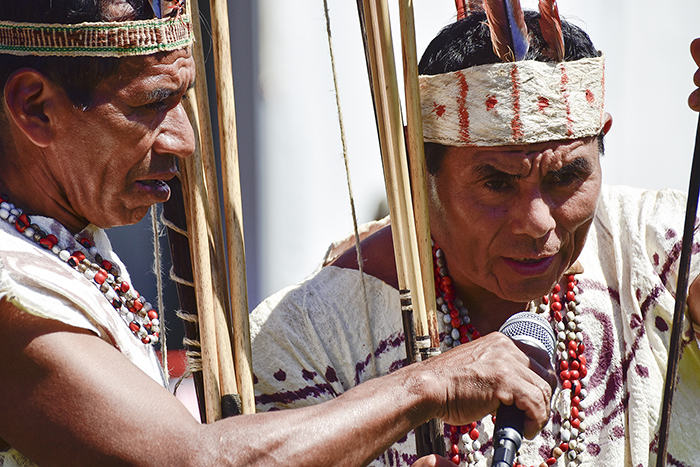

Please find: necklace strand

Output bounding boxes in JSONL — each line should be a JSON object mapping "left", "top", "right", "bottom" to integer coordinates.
{"left": 0, "top": 196, "right": 160, "bottom": 345}
{"left": 432, "top": 241, "right": 588, "bottom": 466}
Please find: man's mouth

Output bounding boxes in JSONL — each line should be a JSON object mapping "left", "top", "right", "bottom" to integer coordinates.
{"left": 138, "top": 179, "right": 169, "bottom": 189}
{"left": 136, "top": 178, "right": 172, "bottom": 199}
{"left": 502, "top": 255, "right": 556, "bottom": 275}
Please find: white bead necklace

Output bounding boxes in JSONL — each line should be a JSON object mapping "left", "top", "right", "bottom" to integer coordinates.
{"left": 0, "top": 197, "right": 160, "bottom": 345}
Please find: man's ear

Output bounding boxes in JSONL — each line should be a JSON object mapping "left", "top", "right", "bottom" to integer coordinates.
{"left": 3, "top": 69, "right": 63, "bottom": 148}
{"left": 601, "top": 112, "right": 613, "bottom": 136}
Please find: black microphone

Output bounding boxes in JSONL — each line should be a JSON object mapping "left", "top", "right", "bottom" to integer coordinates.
{"left": 490, "top": 311, "right": 556, "bottom": 467}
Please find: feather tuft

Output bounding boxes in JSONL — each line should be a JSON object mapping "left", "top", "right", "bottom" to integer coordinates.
{"left": 483, "top": 0, "right": 529, "bottom": 62}
{"left": 538, "top": 0, "right": 565, "bottom": 62}
{"left": 456, "top": 0, "right": 486, "bottom": 19}
{"left": 456, "top": 0, "right": 468, "bottom": 19}
{"left": 148, "top": 0, "right": 162, "bottom": 18}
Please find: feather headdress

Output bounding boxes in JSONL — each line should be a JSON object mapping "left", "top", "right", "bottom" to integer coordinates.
{"left": 430, "top": 0, "right": 604, "bottom": 147}
{"left": 456, "top": 0, "right": 485, "bottom": 19}
{"left": 538, "top": 0, "right": 565, "bottom": 61}
{"left": 148, "top": 0, "right": 187, "bottom": 19}
{"left": 482, "top": 0, "right": 529, "bottom": 62}
{"left": 454, "top": 0, "right": 566, "bottom": 63}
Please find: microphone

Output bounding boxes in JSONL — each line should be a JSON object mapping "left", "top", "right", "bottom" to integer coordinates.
{"left": 490, "top": 311, "right": 556, "bottom": 467}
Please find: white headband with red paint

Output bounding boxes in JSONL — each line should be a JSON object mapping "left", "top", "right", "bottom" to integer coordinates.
{"left": 419, "top": 55, "right": 605, "bottom": 147}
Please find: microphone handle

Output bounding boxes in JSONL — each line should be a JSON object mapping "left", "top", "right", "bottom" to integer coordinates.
{"left": 491, "top": 403, "right": 524, "bottom": 467}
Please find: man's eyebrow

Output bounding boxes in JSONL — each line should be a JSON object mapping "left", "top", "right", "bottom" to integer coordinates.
{"left": 549, "top": 158, "right": 592, "bottom": 177}
{"left": 143, "top": 80, "right": 196, "bottom": 102}
{"left": 473, "top": 164, "right": 520, "bottom": 180}
{"left": 473, "top": 157, "right": 592, "bottom": 180}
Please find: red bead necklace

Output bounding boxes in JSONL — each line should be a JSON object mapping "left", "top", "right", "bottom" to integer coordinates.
{"left": 432, "top": 241, "right": 588, "bottom": 466}
{"left": 0, "top": 195, "right": 160, "bottom": 345}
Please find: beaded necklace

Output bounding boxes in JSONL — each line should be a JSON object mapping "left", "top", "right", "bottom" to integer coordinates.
{"left": 433, "top": 241, "right": 588, "bottom": 467}
{"left": 0, "top": 195, "right": 160, "bottom": 345}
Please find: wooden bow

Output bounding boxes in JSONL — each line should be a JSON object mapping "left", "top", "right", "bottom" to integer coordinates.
{"left": 655, "top": 114, "right": 700, "bottom": 466}
{"left": 164, "top": 0, "right": 255, "bottom": 423}
{"left": 354, "top": 0, "right": 443, "bottom": 456}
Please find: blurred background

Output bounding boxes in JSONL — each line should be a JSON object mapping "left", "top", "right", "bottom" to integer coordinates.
{"left": 109, "top": 0, "right": 700, "bottom": 354}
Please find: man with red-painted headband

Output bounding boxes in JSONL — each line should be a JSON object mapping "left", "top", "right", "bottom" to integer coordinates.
{"left": 0, "top": 1, "right": 531, "bottom": 466}
{"left": 250, "top": 3, "right": 700, "bottom": 466}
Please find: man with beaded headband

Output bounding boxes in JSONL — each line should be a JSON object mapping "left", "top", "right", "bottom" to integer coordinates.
{"left": 0, "top": 1, "right": 533, "bottom": 466}
{"left": 249, "top": 3, "right": 700, "bottom": 467}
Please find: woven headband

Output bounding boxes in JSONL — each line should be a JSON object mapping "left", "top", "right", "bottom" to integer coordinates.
{"left": 0, "top": 13, "right": 192, "bottom": 58}
{"left": 420, "top": 55, "right": 606, "bottom": 147}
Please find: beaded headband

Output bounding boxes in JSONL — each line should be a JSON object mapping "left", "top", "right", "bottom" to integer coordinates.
{"left": 419, "top": 55, "right": 605, "bottom": 147}
{"left": 0, "top": 1, "right": 192, "bottom": 58}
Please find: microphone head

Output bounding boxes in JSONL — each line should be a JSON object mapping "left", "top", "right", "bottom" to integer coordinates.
{"left": 499, "top": 311, "right": 556, "bottom": 358}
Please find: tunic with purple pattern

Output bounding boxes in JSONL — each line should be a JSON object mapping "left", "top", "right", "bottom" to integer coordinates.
{"left": 250, "top": 185, "right": 700, "bottom": 467}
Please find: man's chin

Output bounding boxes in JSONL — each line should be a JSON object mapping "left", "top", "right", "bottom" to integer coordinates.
{"left": 94, "top": 206, "right": 152, "bottom": 229}
{"left": 500, "top": 277, "right": 561, "bottom": 304}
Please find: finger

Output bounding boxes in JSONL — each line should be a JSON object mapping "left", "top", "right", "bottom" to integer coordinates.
{"left": 499, "top": 342, "right": 554, "bottom": 438}
{"left": 508, "top": 378, "right": 552, "bottom": 439}
{"left": 523, "top": 415, "right": 548, "bottom": 439}
{"left": 513, "top": 341, "right": 557, "bottom": 391}
{"left": 690, "top": 89, "right": 700, "bottom": 112}
{"left": 690, "top": 39, "right": 700, "bottom": 111}
{"left": 491, "top": 378, "right": 551, "bottom": 439}
{"left": 410, "top": 454, "right": 455, "bottom": 467}
{"left": 515, "top": 381, "right": 552, "bottom": 439}
{"left": 691, "top": 38, "right": 700, "bottom": 68}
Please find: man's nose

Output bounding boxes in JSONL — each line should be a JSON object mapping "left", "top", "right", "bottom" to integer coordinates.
{"left": 154, "top": 102, "right": 196, "bottom": 159}
{"left": 509, "top": 190, "right": 556, "bottom": 239}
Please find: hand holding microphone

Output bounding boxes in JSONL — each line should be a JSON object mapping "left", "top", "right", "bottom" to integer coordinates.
{"left": 491, "top": 312, "right": 556, "bottom": 467}
{"left": 407, "top": 309, "right": 558, "bottom": 467}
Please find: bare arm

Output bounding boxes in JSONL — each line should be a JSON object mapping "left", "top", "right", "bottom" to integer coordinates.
{"left": 0, "top": 298, "right": 553, "bottom": 467}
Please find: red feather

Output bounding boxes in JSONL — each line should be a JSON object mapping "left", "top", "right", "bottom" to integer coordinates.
{"left": 538, "top": 0, "right": 565, "bottom": 61}
{"left": 457, "top": 0, "right": 485, "bottom": 18}
{"left": 455, "top": 0, "right": 468, "bottom": 19}
{"left": 483, "top": 0, "right": 529, "bottom": 62}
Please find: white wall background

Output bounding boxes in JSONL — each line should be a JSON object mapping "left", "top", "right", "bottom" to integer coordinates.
{"left": 255, "top": 0, "right": 700, "bottom": 303}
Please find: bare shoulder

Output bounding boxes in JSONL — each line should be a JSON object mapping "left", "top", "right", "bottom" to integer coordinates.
{"left": 329, "top": 224, "right": 399, "bottom": 290}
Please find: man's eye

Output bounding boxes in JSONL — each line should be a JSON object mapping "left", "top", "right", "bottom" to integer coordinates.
{"left": 484, "top": 179, "right": 513, "bottom": 192}
{"left": 144, "top": 101, "right": 170, "bottom": 111}
{"left": 551, "top": 171, "right": 583, "bottom": 186}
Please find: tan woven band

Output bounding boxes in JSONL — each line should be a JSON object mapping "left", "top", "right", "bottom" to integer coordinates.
{"left": 419, "top": 55, "right": 606, "bottom": 147}
{"left": 0, "top": 15, "right": 193, "bottom": 58}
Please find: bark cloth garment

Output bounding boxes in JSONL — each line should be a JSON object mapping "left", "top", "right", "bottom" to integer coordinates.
{"left": 0, "top": 215, "right": 165, "bottom": 467}
{"left": 250, "top": 185, "right": 700, "bottom": 467}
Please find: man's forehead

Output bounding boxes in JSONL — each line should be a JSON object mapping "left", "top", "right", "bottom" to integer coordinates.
{"left": 107, "top": 49, "right": 196, "bottom": 95}
{"left": 453, "top": 138, "right": 595, "bottom": 173}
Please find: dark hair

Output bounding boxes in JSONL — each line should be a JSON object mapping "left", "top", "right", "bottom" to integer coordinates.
{"left": 420, "top": 11, "right": 601, "bottom": 174}
{"left": 0, "top": 0, "right": 153, "bottom": 109}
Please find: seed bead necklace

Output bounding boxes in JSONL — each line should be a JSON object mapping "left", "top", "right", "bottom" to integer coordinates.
{"left": 433, "top": 241, "right": 589, "bottom": 467}
{"left": 0, "top": 195, "right": 160, "bottom": 345}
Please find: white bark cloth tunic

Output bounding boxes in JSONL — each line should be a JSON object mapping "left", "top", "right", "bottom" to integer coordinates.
{"left": 250, "top": 185, "right": 700, "bottom": 467}
{"left": 0, "top": 215, "right": 165, "bottom": 466}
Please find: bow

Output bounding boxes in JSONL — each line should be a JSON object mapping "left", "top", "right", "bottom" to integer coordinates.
{"left": 354, "top": 0, "right": 443, "bottom": 456}
{"left": 655, "top": 115, "right": 700, "bottom": 466}
{"left": 164, "top": 0, "right": 256, "bottom": 422}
